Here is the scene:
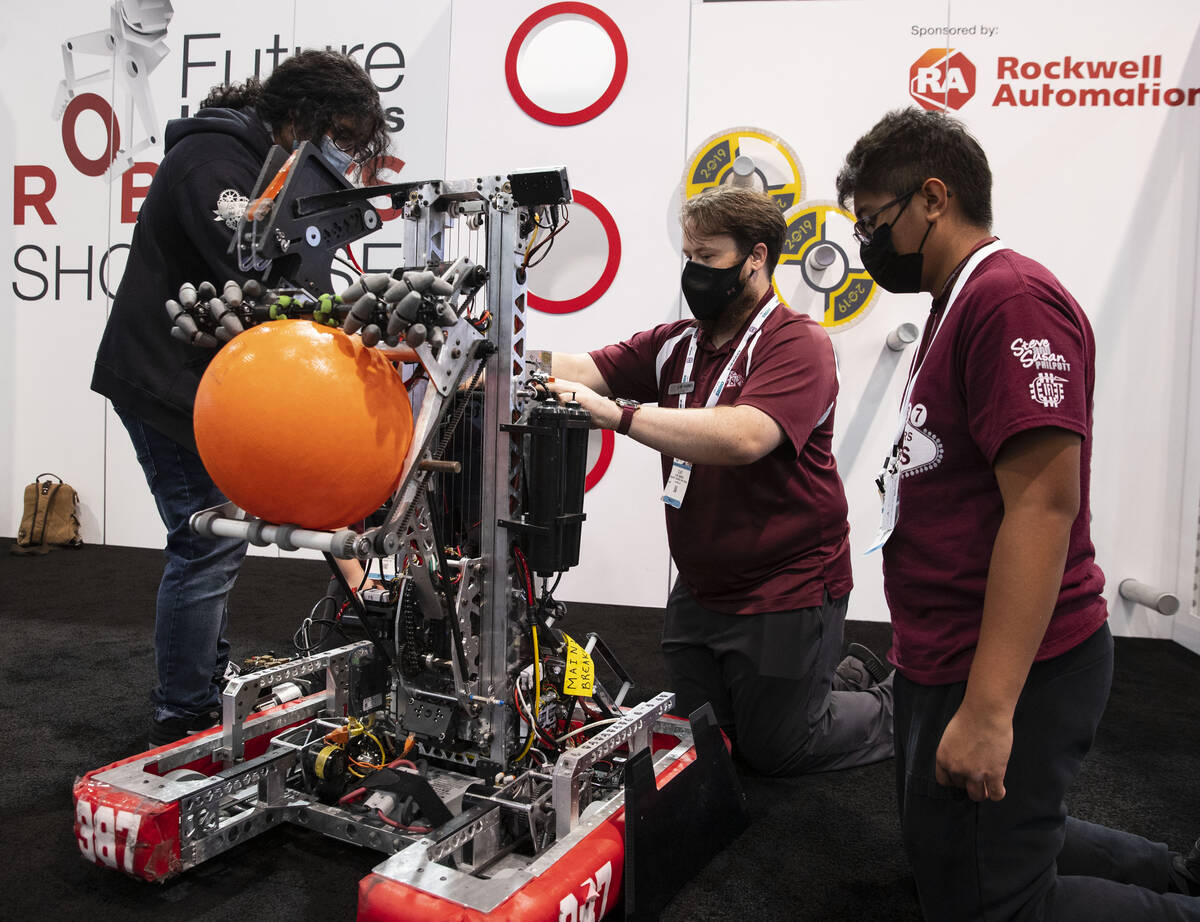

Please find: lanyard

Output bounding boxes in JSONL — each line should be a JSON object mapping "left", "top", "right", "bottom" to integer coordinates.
{"left": 893, "top": 240, "right": 1005, "bottom": 445}
{"left": 677, "top": 297, "right": 780, "bottom": 410}
{"left": 867, "top": 240, "right": 1006, "bottom": 554}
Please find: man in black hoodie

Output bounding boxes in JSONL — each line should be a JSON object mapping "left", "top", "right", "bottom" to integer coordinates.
{"left": 92, "top": 50, "right": 388, "bottom": 746}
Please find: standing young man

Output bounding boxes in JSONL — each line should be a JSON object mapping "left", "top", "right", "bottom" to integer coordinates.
{"left": 837, "top": 107, "right": 1199, "bottom": 920}
{"left": 548, "top": 186, "right": 893, "bottom": 776}
{"left": 92, "top": 50, "right": 389, "bottom": 747}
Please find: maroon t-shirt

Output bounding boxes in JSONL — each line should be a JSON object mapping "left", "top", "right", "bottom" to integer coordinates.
{"left": 591, "top": 296, "right": 853, "bottom": 614}
{"left": 883, "top": 246, "right": 1108, "bottom": 684}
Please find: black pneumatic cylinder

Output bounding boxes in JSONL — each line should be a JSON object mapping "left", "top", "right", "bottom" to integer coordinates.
{"left": 524, "top": 402, "right": 590, "bottom": 576}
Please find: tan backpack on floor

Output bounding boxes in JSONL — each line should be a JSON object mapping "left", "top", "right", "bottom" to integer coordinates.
{"left": 12, "top": 473, "right": 82, "bottom": 555}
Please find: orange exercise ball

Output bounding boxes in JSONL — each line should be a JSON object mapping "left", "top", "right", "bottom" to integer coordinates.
{"left": 194, "top": 320, "right": 413, "bottom": 531}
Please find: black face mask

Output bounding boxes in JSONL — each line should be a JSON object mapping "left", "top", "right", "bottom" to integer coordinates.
{"left": 860, "top": 221, "right": 933, "bottom": 294}
{"left": 681, "top": 257, "right": 748, "bottom": 322}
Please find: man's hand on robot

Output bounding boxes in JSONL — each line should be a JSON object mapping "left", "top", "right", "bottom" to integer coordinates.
{"left": 544, "top": 378, "right": 615, "bottom": 429}
{"left": 517, "top": 370, "right": 556, "bottom": 403}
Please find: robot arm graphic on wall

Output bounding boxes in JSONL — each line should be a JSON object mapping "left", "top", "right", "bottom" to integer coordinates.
{"left": 51, "top": 0, "right": 173, "bottom": 180}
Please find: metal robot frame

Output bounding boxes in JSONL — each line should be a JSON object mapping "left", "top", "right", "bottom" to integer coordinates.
{"left": 75, "top": 156, "right": 706, "bottom": 922}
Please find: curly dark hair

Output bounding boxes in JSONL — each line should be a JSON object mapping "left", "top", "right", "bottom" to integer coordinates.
{"left": 200, "top": 49, "right": 388, "bottom": 164}
{"left": 681, "top": 186, "right": 787, "bottom": 275}
{"left": 836, "top": 107, "right": 993, "bottom": 229}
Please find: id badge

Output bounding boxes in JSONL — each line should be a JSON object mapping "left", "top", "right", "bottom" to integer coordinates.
{"left": 864, "top": 455, "right": 899, "bottom": 554}
{"left": 661, "top": 458, "right": 693, "bottom": 509}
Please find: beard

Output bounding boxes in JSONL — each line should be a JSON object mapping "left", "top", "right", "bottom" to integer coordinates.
{"left": 696, "top": 280, "right": 757, "bottom": 336}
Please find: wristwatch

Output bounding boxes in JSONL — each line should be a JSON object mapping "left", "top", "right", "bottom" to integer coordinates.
{"left": 614, "top": 398, "right": 640, "bottom": 435}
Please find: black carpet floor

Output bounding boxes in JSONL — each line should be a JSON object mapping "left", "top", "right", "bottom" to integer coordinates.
{"left": 2, "top": 543, "right": 1197, "bottom": 921}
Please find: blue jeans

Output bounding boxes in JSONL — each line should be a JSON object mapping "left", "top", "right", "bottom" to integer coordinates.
{"left": 115, "top": 407, "right": 248, "bottom": 721}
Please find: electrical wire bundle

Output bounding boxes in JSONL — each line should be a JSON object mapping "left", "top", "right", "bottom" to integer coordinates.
{"left": 510, "top": 547, "right": 621, "bottom": 764}
{"left": 332, "top": 731, "right": 432, "bottom": 834}
{"left": 325, "top": 715, "right": 389, "bottom": 778}
{"left": 521, "top": 205, "right": 569, "bottom": 270}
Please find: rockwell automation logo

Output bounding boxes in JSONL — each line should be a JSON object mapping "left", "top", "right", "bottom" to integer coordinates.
{"left": 907, "top": 45, "right": 1198, "bottom": 111}
{"left": 909, "top": 48, "right": 976, "bottom": 111}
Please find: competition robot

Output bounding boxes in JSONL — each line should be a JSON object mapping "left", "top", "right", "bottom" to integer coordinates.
{"left": 73, "top": 143, "right": 745, "bottom": 921}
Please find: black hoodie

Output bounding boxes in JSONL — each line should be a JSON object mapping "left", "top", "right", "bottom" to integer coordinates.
{"left": 91, "top": 107, "right": 273, "bottom": 452}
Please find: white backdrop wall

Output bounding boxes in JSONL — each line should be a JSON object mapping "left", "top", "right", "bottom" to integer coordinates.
{"left": 4, "top": 1, "right": 452, "bottom": 560}
{"left": 3, "top": 1, "right": 1198, "bottom": 653}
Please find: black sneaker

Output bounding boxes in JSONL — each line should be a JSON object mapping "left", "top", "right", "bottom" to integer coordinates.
{"left": 835, "top": 643, "right": 892, "bottom": 691}
{"left": 148, "top": 710, "right": 220, "bottom": 748}
{"left": 848, "top": 643, "right": 891, "bottom": 682}
{"left": 1170, "top": 837, "right": 1200, "bottom": 896}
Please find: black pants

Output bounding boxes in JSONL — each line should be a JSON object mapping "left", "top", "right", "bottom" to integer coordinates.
{"left": 661, "top": 579, "right": 893, "bottom": 776}
{"left": 895, "top": 622, "right": 1199, "bottom": 921}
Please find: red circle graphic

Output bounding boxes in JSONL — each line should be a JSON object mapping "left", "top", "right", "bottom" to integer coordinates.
{"left": 505, "top": 2, "right": 628, "bottom": 127}
{"left": 585, "top": 429, "right": 615, "bottom": 492}
{"left": 528, "top": 189, "right": 621, "bottom": 315}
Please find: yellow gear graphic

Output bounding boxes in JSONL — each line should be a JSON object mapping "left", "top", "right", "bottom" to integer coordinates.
{"left": 683, "top": 127, "right": 804, "bottom": 212}
{"left": 776, "top": 201, "right": 880, "bottom": 333}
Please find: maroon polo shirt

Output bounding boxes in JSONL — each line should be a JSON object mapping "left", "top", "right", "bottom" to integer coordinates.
{"left": 591, "top": 295, "right": 853, "bottom": 614}
{"left": 883, "top": 247, "right": 1109, "bottom": 684}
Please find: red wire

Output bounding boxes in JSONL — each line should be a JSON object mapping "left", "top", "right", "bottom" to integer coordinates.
{"left": 345, "top": 758, "right": 426, "bottom": 830}
{"left": 344, "top": 245, "right": 364, "bottom": 274}
{"left": 376, "top": 809, "right": 430, "bottom": 833}
{"left": 513, "top": 547, "right": 535, "bottom": 607}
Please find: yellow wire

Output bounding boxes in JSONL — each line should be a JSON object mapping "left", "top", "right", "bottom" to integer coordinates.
{"left": 532, "top": 625, "right": 541, "bottom": 719}
{"left": 524, "top": 223, "right": 541, "bottom": 261}
{"left": 515, "top": 625, "right": 541, "bottom": 762}
{"left": 346, "top": 731, "right": 388, "bottom": 778}
{"left": 364, "top": 732, "right": 386, "bottom": 765}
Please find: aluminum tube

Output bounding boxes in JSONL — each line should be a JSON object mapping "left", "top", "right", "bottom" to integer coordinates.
{"left": 1118, "top": 578, "right": 1179, "bottom": 616}
{"left": 886, "top": 322, "right": 920, "bottom": 352}
{"left": 192, "top": 510, "right": 357, "bottom": 557}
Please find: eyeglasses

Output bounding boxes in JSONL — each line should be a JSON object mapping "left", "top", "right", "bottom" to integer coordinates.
{"left": 852, "top": 188, "right": 921, "bottom": 245}
{"left": 328, "top": 133, "right": 359, "bottom": 156}
{"left": 327, "top": 120, "right": 365, "bottom": 158}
